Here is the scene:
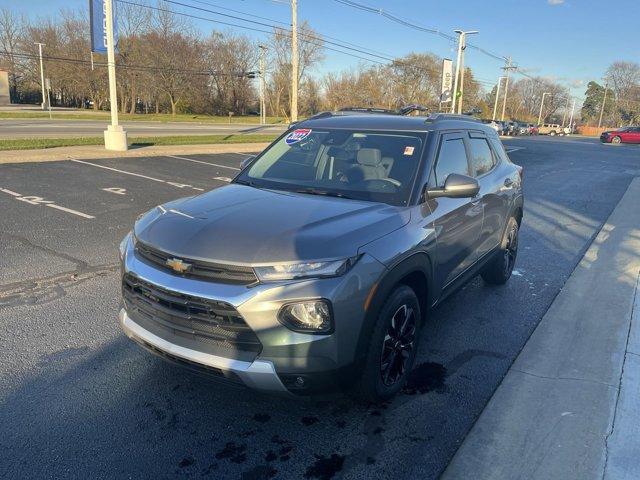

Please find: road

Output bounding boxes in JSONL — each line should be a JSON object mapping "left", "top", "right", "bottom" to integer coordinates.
{"left": 0, "top": 137, "right": 638, "bottom": 479}
{"left": 0, "top": 118, "right": 286, "bottom": 139}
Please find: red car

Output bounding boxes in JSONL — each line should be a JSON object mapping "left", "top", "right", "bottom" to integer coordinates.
{"left": 600, "top": 126, "right": 640, "bottom": 144}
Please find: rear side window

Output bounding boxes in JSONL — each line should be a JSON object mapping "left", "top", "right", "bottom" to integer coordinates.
{"left": 468, "top": 138, "right": 496, "bottom": 177}
{"left": 435, "top": 137, "right": 469, "bottom": 186}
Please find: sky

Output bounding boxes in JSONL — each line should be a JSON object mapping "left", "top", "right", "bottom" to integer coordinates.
{"left": 4, "top": 0, "right": 640, "bottom": 100}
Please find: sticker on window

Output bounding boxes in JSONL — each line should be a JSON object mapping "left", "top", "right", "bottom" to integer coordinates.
{"left": 404, "top": 146, "right": 415, "bottom": 156}
{"left": 285, "top": 129, "right": 312, "bottom": 145}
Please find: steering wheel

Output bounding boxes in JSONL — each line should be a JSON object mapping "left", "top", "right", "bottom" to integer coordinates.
{"left": 297, "top": 137, "right": 318, "bottom": 151}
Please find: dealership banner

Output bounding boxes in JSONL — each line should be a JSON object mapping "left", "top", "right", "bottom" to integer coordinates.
{"left": 90, "top": 0, "right": 118, "bottom": 53}
{"left": 440, "top": 59, "right": 453, "bottom": 103}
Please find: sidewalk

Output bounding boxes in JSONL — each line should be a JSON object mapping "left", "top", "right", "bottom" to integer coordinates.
{"left": 0, "top": 142, "right": 270, "bottom": 164}
{"left": 442, "top": 178, "right": 640, "bottom": 480}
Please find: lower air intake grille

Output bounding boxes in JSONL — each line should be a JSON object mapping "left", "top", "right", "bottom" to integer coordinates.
{"left": 122, "top": 274, "right": 261, "bottom": 360}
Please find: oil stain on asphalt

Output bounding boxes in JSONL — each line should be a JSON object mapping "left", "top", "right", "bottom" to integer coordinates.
{"left": 402, "top": 362, "right": 447, "bottom": 395}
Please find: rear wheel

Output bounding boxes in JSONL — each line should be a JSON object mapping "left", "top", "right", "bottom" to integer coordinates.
{"left": 481, "top": 217, "right": 519, "bottom": 285}
{"left": 612, "top": 136, "right": 622, "bottom": 144}
{"left": 549, "top": 130, "right": 556, "bottom": 136}
{"left": 352, "top": 285, "right": 421, "bottom": 402}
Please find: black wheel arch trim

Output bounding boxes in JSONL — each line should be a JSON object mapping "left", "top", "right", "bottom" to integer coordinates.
{"left": 351, "top": 252, "right": 435, "bottom": 373}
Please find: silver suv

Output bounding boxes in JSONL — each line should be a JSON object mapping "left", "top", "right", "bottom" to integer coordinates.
{"left": 118, "top": 112, "right": 524, "bottom": 401}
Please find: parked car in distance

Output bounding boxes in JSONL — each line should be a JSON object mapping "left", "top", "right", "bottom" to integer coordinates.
{"left": 600, "top": 126, "right": 640, "bottom": 144}
{"left": 527, "top": 123, "right": 539, "bottom": 135}
{"left": 118, "top": 112, "right": 524, "bottom": 402}
{"left": 481, "top": 119, "right": 502, "bottom": 134}
{"left": 516, "top": 122, "right": 530, "bottom": 136}
{"left": 538, "top": 123, "right": 564, "bottom": 136}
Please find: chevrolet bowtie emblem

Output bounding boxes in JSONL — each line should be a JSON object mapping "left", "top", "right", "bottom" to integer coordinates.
{"left": 166, "top": 257, "right": 192, "bottom": 274}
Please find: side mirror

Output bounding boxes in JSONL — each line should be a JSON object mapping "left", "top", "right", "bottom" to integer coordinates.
{"left": 240, "top": 155, "right": 255, "bottom": 170}
{"left": 425, "top": 173, "right": 480, "bottom": 200}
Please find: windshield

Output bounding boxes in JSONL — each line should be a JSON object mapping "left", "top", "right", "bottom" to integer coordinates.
{"left": 235, "top": 128, "right": 425, "bottom": 206}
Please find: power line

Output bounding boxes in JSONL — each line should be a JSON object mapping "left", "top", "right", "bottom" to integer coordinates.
{"left": 162, "top": 0, "right": 398, "bottom": 63}
{"left": 333, "top": 0, "right": 507, "bottom": 62}
{"left": 183, "top": 0, "right": 290, "bottom": 26}
{"left": 117, "top": 0, "right": 392, "bottom": 65}
{"left": 0, "top": 50, "right": 254, "bottom": 77}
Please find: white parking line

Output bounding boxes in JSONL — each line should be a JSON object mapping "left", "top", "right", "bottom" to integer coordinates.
{"left": 0, "top": 188, "right": 20, "bottom": 196}
{"left": 0, "top": 187, "right": 95, "bottom": 219}
{"left": 46, "top": 204, "right": 95, "bottom": 219}
{"left": 505, "top": 147, "right": 525, "bottom": 153}
{"left": 71, "top": 159, "right": 206, "bottom": 192}
{"left": 166, "top": 155, "right": 241, "bottom": 171}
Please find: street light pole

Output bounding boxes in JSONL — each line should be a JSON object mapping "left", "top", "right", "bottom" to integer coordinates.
{"left": 259, "top": 45, "right": 267, "bottom": 125}
{"left": 538, "top": 92, "right": 550, "bottom": 126}
{"left": 35, "top": 42, "right": 46, "bottom": 110}
{"left": 450, "top": 30, "right": 478, "bottom": 114}
{"left": 290, "top": 0, "right": 298, "bottom": 122}
{"left": 492, "top": 76, "right": 506, "bottom": 121}
{"left": 103, "top": 0, "right": 127, "bottom": 150}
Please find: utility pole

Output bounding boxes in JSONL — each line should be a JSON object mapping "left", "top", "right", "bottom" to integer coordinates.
{"left": 562, "top": 96, "right": 570, "bottom": 126}
{"left": 259, "top": 45, "right": 267, "bottom": 125}
{"left": 103, "top": 0, "right": 127, "bottom": 150}
{"left": 598, "top": 79, "right": 609, "bottom": 128}
{"left": 35, "top": 42, "right": 46, "bottom": 110}
{"left": 450, "top": 30, "right": 478, "bottom": 114}
{"left": 492, "top": 76, "right": 506, "bottom": 121}
{"left": 501, "top": 57, "right": 515, "bottom": 122}
{"left": 290, "top": 0, "right": 299, "bottom": 122}
{"left": 538, "top": 92, "right": 551, "bottom": 126}
{"left": 568, "top": 98, "right": 576, "bottom": 131}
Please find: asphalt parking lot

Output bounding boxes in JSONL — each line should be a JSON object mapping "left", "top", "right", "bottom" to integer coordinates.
{"left": 1, "top": 137, "right": 639, "bottom": 479}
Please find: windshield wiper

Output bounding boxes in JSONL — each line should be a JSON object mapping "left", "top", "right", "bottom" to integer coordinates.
{"left": 234, "top": 178, "right": 259, "bottom": 188}
{"left": 294, "top": 188, "right": 353, "bottom": 199}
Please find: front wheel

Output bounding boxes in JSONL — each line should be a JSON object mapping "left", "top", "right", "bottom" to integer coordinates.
{"left": 612, "top": 136, "right": 622, "bottom": 144}
{"left": 481, "top": 217, "right": 519, "bottom": 285}
{"left": 549, "top": 131, "right": 556, "bottom": 136}
{"left": 352, "top": 285, "right": 421, "bottom": 402}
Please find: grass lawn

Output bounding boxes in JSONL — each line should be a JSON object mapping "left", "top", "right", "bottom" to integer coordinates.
{"left": 0, "top": 134, "right": 279, "bottom": 151}
{"left": 0, "top": 111, "right": 287, "bottom": 124}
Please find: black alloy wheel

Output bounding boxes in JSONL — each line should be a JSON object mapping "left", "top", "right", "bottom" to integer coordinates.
{"left": 380, "top": 304, "right": 417, "bottom": 386}
{"left": 503, "top": 221, "right": 519, "bottom": 277}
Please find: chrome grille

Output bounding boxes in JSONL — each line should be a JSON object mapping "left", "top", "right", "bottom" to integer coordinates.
{"left": 135, "top": 241, "right": 258, "bottom": 285}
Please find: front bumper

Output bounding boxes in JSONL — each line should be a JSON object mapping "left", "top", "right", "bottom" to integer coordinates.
{"left": 119, "top": 308, "right": 289, "bottom": 393}
{"left": 118, "top": 235, "right": 386, "bottom": 394}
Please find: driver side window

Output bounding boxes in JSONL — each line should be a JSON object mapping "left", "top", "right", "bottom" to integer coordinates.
{"left": 434, "top": 136, "right": 470, "bottom": 187}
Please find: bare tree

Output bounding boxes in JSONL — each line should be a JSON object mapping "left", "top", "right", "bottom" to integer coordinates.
{"left": 0, "top": 8, "right": 26, "bottom": 102}
{"left": 268, "top": 22, "right": 324, "bottom": 117}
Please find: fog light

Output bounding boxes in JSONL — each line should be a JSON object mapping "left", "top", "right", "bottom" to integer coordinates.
{"left": 278, "top": 300, "right": 333, "bottom": 334}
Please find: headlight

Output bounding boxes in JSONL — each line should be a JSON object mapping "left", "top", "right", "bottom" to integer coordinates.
{"left": 254, "top": 256, "right": 359, "bottom": 282}
{"left": 119, "top": 231, "right": 132, "bottom": 260}
{"left": 278, "top": 300, "right": 333, "bottom": 334}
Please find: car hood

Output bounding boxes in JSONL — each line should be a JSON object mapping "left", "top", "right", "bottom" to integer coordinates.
{"left": 134, "top": 184, "right": 410, "bottom": 265}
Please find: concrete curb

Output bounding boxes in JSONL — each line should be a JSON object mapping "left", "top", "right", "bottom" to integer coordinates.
{"left": 0, "top": 143, "right": 269, "bottom": 164}
{"left": 441, "top": 178, "right": 640, "bottom": 480}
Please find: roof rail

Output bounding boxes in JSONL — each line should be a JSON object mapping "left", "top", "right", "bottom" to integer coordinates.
{"left": 339, "top": 107, "right": 398, "bottom": 115}
{"left": 425, "top": 113, "right": 481, "bottom": 123}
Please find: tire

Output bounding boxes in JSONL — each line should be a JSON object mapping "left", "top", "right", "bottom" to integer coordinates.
{"left": 481, "top": 217, "right": 519, "bottom": 285}
{"left": 549, "top": 131, "right": 556, "bottom": 136}
{"left": 612, "top": 136, "right": 622, "bottom": 144}
{"left": 351, "top": 285, "right": 421, "bottom": 402}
